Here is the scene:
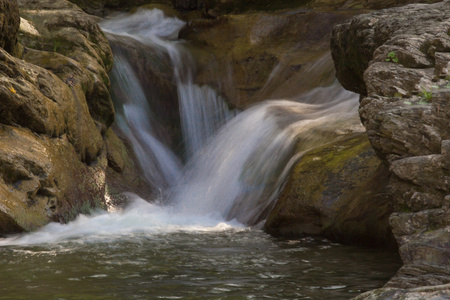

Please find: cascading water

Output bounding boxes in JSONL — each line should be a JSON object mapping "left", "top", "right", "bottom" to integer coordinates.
{"left": 0, "top": 6, "right": 364, "bottom": 238}
{"left": 100, "top": 8, "right": 362, "bottom": 225}
{"left": 0, "top": 8, "right": 401, "bottom": 299}
{"left": 102, "top": 9, "right": 234, "bottom": 165}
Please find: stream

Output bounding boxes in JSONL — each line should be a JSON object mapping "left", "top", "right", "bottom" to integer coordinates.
{"left": 0, "top": 8, "right": 401, "bottom": 299}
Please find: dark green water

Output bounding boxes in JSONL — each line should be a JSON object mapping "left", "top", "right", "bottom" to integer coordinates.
{"left": 0, "top": 228, "right": 400, "bottom": 299}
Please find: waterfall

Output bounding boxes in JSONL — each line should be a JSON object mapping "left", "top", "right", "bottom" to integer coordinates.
{"left": 101, "top": 9, "right": 234, "bottom": 164}
{"left": 171, "top": 90, "right": 359, "bottom": 225}
{"left": 101, "top": 8, "right": 360, "bottom": 225}
{"left": 0, "top": 8, "right": 362, "bottom": 247}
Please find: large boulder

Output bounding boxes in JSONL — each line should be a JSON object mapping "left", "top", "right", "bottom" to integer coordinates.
{"left": 265, "top": 134, "right": 396, "bottom": 247}
{"left": 331, "top": 1, "right": 450, "bottom": 297}
{"left": 0, "top": 0, "right": 20, "bottom": 56}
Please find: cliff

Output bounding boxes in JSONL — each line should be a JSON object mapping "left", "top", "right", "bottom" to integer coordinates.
{"left": 331, "top": 1, "right": 450, "bottom": 298}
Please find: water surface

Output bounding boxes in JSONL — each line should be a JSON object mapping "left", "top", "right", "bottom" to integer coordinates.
{"left": 0, "top": 200, "right": 400, "bottom": 300}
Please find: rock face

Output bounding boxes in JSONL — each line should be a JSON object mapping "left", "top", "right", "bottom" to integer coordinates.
{"left": 0, "top": 0, "right": 20, "bottom": 56}
{"left": 0, "top": 0, "right": 151, "bottom": 234}
{"left": 182, "top": 9, "right": 358, "bottom": 108}
{"left": 331, "top": 1, "right": 450, "bottom": 296}
{"left": 67, "top": 0, "right": 173, "bottom": 16}
{"left": 265, "top": 134, "right": 396, "bottom": 247}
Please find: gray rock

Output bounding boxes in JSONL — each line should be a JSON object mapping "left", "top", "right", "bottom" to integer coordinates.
{"left": 331, "top": 1, "right": 450, "bottom": 297}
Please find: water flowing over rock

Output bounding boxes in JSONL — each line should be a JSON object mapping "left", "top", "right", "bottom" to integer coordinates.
{"left": 170, "top": 86, "right": 363, "bottom": 225}
{"left": 331, "top": 1, "right": 450, "bottom": 297}
{"left": 101, "top": 8, "right": 234, "bottom": 188}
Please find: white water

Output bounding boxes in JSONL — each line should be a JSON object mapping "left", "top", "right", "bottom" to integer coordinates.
{"left": 102, "top": 9, "right": 234, "bottom": 161}
{"left": 0, "top": 9, "right": 361, "bottom": 246}
{"left": 0, "top": 196, "right": 246, "bottom": 246}
{"left": 110, "top": 53, "right": 182, "bottom": 188}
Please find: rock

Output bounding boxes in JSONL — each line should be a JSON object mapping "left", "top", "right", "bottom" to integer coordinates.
{"left": 67, "top": 0, "right": 174, "bottom": 16}
{"left": 331, "top": 2, "right": 450, "bottom": 96}
{"left": 0, "top": 0, "right": 119, "bottom": 234}
{"left": 265, "top": 134, "right": 396, "bottom": 247}
{"left": 0, "top": 0, "right": 20, "bottom": 56}
{"left": 182, "top": 9, "right": 359, "bottom": 108}
{"left": 107, "top": 33, "right": 181, "bottom": 149}
{"left": 18, "top": 0, "right": 115, "bottom": 134}
{"left": 361, "top": 0, "right": 442, "bottom": 9}
{"left": 172, "top": 0, "right": 203, "bottom": 10}
{"left": 330, "top": 0, "right": 450, "bottom": 296}
{"left": 354, "top": 283, "right": 450, "bottom": 300}
{"left": 0, "top": 125, "right": 108, "bottom": 231}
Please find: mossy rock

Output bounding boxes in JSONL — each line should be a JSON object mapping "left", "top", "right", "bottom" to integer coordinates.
{"left": 265, "top": 133, "right": 396, "bottom": 248}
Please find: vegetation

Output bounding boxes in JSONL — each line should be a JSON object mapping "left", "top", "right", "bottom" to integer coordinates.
{"left": 385, "top": 51, "right": 398, "bottom": 63}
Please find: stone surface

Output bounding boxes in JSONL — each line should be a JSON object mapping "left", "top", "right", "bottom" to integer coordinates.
{"left": 107, "top": 33, "right": 181, "bottom": 150}
{"left": 0, "top": 0, "right": 152, "bottom": 234}
{"left": 18, "top": 0, "right": 115, "bottom": 133}
{"left": 355, "top": 283, "right": 450, "bottom": 300}
{"left": 0, "top": 0, "right": 115, "bottom": 233}
{"left": 182, "top": 9, "right": 358, "bottom": 108}
{"left": 68, "top": 0, "right": 173, "bottom": 16}
{"left": 265, "top": 134, "right": 396, "bottom": 247}
{"left": 331, "top": 1, "right": 450, "bottom": 297}
{"left": 0, "top": 0, "right": 20, "bottom": 56}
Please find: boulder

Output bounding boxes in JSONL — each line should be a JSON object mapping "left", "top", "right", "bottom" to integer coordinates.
{"left": 0, "top": 124, "right": 107, "bottom": 232}
{"left": 330, "top": 1, "right": 450, "bottom": 296}
{"left": 265, "top": 134, "right": 396, "bottom": 247}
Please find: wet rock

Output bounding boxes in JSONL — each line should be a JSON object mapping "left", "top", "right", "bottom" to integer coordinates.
{"left": 107, "top": 33, "right": 181, "bottom": 150}
{"left": 265, "top": 134, "right": 396, "bottom": 247}
{"left": 0, "top": 125, "right": 107, "bottom": 231}
{"left": 331, "top": 1, "right": 450, "bottom": 296}
{"left": 18, "top": 0, "right": 115, "bottom": 133}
